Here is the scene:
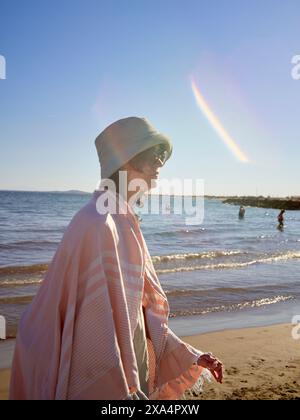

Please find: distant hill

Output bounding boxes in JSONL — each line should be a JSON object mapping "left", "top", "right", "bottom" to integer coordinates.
{"left": 0, "top": 189, "right": 91, "bottom": 194}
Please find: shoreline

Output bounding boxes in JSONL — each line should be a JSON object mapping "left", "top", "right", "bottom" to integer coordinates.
{"left": 1, "top": 322, "right": 300, "bottom": 400}
{"left": 3, "top": 296, "right": 299, "bottom": 341}
{"left": 169, "top": 298, "right": 300, "bottom": 337}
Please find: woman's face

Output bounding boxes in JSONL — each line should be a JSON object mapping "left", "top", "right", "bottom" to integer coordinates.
{"left": 125, "top": 160, "right": 161, "bottom": 190}
{"left": 124, "top": 145, "right": 168, "bottom": 191}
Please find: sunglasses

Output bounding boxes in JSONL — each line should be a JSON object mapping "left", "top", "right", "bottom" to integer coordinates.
{"left": 130, "top": 145, "right": 168, "bottom": 171}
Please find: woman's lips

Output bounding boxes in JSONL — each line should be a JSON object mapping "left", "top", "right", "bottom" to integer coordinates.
{"left": 147, "top": 170, "right": 159, "bottom": 178}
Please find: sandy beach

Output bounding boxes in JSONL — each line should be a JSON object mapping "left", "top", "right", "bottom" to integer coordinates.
{"left": 0, "top": 370, "right": 10, "bottom": 400}
{"left": 1, "top": 323, "right": 299, "bottom": 400}
{"left": 184, "top": 323, "right": 300, "bottom": 400}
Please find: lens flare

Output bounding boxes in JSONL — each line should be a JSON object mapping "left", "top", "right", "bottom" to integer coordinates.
{"left": 191, "top": 78, "right": 249, "bottom": 163}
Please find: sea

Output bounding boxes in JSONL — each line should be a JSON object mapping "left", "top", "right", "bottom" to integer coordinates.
{"left": 0, "top": 190, "right": 300, "bottom": 338}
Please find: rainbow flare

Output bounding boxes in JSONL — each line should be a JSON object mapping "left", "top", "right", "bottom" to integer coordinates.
{"left": 191, "top": 79, "right": 249, "bottom": 163}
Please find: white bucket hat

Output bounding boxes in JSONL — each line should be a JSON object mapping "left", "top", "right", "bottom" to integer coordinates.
{"left": 95, "top": 116, "right": 173, "bottom": 179}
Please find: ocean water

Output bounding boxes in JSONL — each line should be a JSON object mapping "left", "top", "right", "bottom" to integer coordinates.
{"left": 0, "top": 190, "right": 300, "bottom": 337}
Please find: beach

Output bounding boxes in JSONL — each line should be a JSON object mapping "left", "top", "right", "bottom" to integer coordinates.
{"left": 1, "top": 323, "right": 299, "bottom": 400}
{"left": 185, "top": 323, "right": 300, "bottom": 400}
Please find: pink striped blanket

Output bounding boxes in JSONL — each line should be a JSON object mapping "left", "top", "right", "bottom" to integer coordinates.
{"left": 9, "top": 189, "right": 207, "bottom": 399}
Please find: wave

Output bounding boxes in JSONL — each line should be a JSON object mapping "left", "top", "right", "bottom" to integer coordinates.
{"left": 156, "top": 251, "right": 300, "bottom": 274}
{"left": 0, "top": 263, "right": 48, "bottom": 276}
{"left": 169, "top": 295, "right": 294, "bottom": 318}
{"left": 0, "top": 278, "right": 43, "bottom": 287}
{"left": 1, "top": 250, "right": 299, "bottom": 284}
{"left": 0, "top": 294, "right": 35, "bottom": 304}
{"left": 152, "top": 250, "right": 244, "bottom": 264}
{"left": 1, "top": 293, "right": 296, "bottom": 339}
{"left": 3, "top": 228, "right": 65, "bottom": 234}
{"left": 165, "top": 283, "right": 300, "bottom": 298}
{"left": 0, "top": 250, "right": 242, "bottom": 279}
{"left": 0, "top": 240, "right": 59, "bottom": 250}
{"left": 147, "top": 227, "right": 207, "bottom": 238}
{"left": 165, "top": 287, "right": 250, "bottom": 297}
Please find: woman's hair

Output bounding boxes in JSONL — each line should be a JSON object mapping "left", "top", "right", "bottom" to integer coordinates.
{"left": 108, "top": 170, "right": 120, "bottom": 192}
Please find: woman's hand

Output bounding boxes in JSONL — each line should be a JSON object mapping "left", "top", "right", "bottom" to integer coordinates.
{"left": 197, "top": 353, "right": 224, "bottom": 384}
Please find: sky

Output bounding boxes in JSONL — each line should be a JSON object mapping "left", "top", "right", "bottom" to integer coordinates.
{"left": 0, "top": 0, "right": 299, "bottom": 196}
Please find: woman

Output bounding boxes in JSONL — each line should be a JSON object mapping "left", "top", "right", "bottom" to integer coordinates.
{"left": 10, "top": 117, "right": 223, "bottom": 400}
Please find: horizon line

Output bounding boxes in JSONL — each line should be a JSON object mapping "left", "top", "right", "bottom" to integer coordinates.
{"left": 0, "top": 189, "right": 298, "bottom": 199}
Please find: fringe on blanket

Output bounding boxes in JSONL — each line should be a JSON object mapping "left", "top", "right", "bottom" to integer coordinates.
{"left": 181, "top": 368, "right": 212, "bottom": 400}
{"left": 124, "top": 368, "right": 212, "bottom": 400}
{"left": 124, "top": 389, "right": 149, "bottom": 400}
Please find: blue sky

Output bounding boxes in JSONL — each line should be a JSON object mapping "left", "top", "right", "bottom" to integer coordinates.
{"left": 0, "top": 0, "right": 299, "bottom": 196}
